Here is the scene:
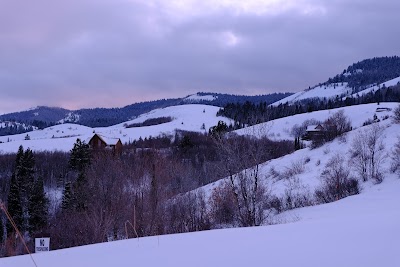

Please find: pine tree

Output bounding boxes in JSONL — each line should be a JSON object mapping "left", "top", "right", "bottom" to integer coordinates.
{"left": 15, "top": 147, "right": 35, "bottom": 199}
{"left": 68, "top": 139, "right": 91, "bottom": 212}
{"left": 15, "top": 146, "right": 24, "bottom": 167}
{"left": 6, "top": 174, "right": 24, "bottom": 235}
{"left": 69, "top": 139, "right": 91, "bottom": 173}
{"left": 27, "top": 177, "right": 48, "bottom": 234}
{"left": 61, "top": 182, "right": 73, "bottom": 211}
{"left": 74, "top": 172, "right": 88, "bottom": 212}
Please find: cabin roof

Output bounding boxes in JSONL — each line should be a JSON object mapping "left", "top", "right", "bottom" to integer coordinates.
{"left": 306, "top": 124, "right": 323, "bottom": 132}
{"left": 87, "top": 133, "right": 121, "bottom": 146}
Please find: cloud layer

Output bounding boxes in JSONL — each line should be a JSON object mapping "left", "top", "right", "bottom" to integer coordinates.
{"left": 1, "top": 0, "right": 400, "bottom": 113}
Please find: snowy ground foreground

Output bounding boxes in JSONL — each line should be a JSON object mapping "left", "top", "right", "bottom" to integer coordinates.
{"left": 1, "top": 177, "right": 399, "bottom": 267}
{"left": 0, "top": 104, "right": 232, "bottom": 154}
{"left": 235, "top": 102, "right": 398, "bottom": 141}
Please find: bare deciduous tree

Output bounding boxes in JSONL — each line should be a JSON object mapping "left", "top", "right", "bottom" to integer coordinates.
{"left": 215, "top": 134, "right": 270, "bottom": 227}
{"left": 209, "top": 183, "right": 236, "bottom": 226}
{"left": 350, "top": 124, "right": 386, "bottom": 183}
{"left": 390, "top": 136, "right": 400, "bottom": 176}
{"left": 324, "top": 110, "right": 352, "bottom": 141}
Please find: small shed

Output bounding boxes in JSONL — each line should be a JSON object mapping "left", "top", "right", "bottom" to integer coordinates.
{"left": 87, "top": 133, "right": 123, "bottom": 155}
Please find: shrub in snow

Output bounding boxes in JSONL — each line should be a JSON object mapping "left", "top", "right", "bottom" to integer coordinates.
{"left": 315, "top": 154, "right": 360, "bottom": 204}
{"left": 266, "top": 196, "right": 283, "bottom": 214}
{"left": 390, "top": 136, "right": 400, "bottom": 177}
{"left": 209, "top": 183, "right": 236, "bottom": 226}
{"left": 393, "top": 104, "right": 400, "bottom": 123}
{"left": 282, "top": 177, "right": 314, "bottom": 210}
{"left": 280, "top": 160, "right": 305, "bottom": 180}
{"left": 166, "top": 190, "right": 211, "bottom": 234}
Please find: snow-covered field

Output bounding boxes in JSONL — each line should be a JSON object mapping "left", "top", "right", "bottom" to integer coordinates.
{"left": 0, "top": 104, "right": 232, "bottom": 154}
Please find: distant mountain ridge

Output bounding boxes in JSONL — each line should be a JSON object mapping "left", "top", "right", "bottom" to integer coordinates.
{"left": 0, "top": 92, "right": 291, "bottom": 134}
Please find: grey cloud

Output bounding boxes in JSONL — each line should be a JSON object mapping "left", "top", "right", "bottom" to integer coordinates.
{"left": 0, "top": 0, "right": 400, "bottom": 113}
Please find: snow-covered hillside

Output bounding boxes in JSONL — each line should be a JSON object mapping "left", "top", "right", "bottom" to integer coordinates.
{"left": 200, "top": 102, "right": 399, "bottom": 202}
{"left": 183, "top": 93, "right": 217, "bottom": 102}
{"left": 348, "top": 76, "right": 400, "bottom": 98}
{"left": 0, "top": 121, "right": 37, "bottom": 131}
{"left": 0, "top": 105, "right": 232, "bottom": 154}
{"left": 1, "top": 103, "right": 400, "bottom": 266}
{"left": 236, "top": 102, "right": 397, "bottom": 141}
{"left": 272, "top": 82, "right": 352, "bottom": 106}
{"left": 272, "top": 76, "right": 400, "bottom": 106}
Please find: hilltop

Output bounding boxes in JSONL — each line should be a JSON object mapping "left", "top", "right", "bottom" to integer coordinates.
{"left": 273, "top": 56, "right": 400, "bottom": 106}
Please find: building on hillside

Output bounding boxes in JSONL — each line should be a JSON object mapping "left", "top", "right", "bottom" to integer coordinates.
{"left": 87, "top": 133, "right": 123, "bottom": 155}
{"left": 303, "top": 124, "right": 325, "bottom": 141}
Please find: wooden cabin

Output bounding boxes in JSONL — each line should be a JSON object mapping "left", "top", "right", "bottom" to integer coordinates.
{"left": 87, "top": 133, "right": 123, "bottom": 155}
{"left": 303, "top": 124, "right": 325, "bottom": 141}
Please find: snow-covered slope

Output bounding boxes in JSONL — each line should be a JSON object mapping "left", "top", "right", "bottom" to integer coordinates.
{"left": 235, "top": 102, "right": 396, "bottom": 141}
{"left": 348, "top": 76, "right": 400, "bottom": 98}
{"left": 0, "top": 104, "right": 232, "bottom": 154}
{"left": 271, "top": 76, "right": 400, "bottom": 106}
{"left": 202, "top": 103, "right": 399, "bottom": 200}
{"left": 272, "top": 82, "right": 352, "bottom": 106}
{"left": 183, "top": 93, "right": 217, "bottom": 102}
{"left": 0, "top": 121, "right": 38, "bottom": 131}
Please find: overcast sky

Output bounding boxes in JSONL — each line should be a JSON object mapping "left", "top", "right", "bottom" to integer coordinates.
{"left": 1, "top": 0, "right": 400, "bottom": 113}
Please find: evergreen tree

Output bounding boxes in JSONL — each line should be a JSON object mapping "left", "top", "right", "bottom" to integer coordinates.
{"left": 27, "top": 177, "right": 48, "bottom": 234}
{"left": 15, "top": 147, "right": 35, "bottom": 199}
{"left": 73, "top": 172, "right": 88, "bottom": 212}
{"left": 61, "top": 182, "right": 73, "bottom": 211}
{"left": 6, "top": 174, "right": 24, "bottom": 235}
{"left": 67, "top": 139, "right": 92, "bottom": 212}
{"left": 15, "top": 146, "right": 24, "bottom": 167}
{"left": 69, "top": 139, "right": 91, "bottom": 173}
